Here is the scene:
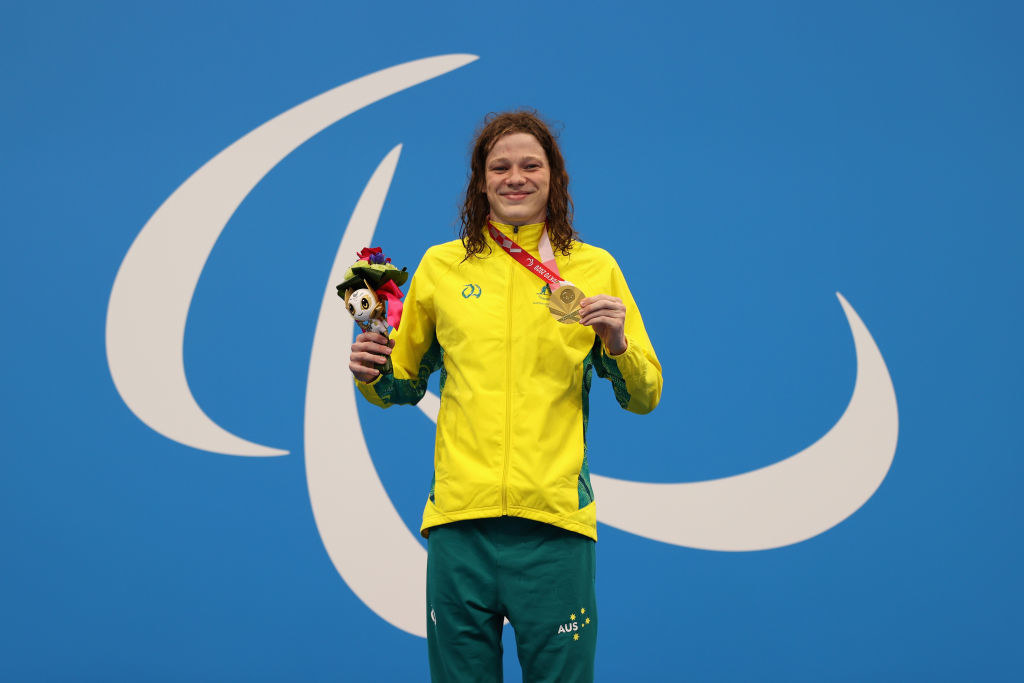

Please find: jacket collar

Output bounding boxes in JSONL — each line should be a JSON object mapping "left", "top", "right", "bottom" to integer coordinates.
{"left": 487, "top": 220, "right": 546, "bottom": 252}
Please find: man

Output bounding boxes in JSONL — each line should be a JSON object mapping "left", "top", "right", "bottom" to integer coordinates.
{"left": 349, "top": 110, "right": 662, "bottom": 682}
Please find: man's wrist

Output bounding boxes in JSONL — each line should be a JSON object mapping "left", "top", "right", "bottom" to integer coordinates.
{"left": 604, "top": 334, "right": 628, "bottom": 357}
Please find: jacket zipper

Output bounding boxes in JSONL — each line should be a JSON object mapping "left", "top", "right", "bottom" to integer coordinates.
{"left": 501, "top": 227, "right": 517, "bottom": 515}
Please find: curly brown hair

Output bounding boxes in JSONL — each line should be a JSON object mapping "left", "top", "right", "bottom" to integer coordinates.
{"left": 459, "top": 110, "right": 578, "bottom": 258}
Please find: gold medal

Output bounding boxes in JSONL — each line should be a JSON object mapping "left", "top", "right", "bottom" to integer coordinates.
{"left": 548, "top": 285, "right": 585, "bottom": 324}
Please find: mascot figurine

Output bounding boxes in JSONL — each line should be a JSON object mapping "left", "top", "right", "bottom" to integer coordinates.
{"left": 336, "top": 247, "right": 408, "bottom": 375}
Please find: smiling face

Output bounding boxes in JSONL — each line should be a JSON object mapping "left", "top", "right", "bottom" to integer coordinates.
{"left": 483, "top": 132, "right": 550, "bottom": 226}
{"left": 347, "top": 288, "right": 377, "bottom": 323}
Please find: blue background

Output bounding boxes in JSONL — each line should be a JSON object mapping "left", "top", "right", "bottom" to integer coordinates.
{"left": 2, "top": 1, "right": 1022, "bottom": 680}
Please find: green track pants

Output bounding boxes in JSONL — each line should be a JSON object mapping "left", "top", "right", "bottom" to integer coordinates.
{"left": 426, "top": 516, "right": 597, "bottom": 683}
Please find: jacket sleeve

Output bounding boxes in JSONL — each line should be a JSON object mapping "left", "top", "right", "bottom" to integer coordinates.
{"left": 355, "top": 249, "right": 443, "bottom": 408}
{"left": 592, "top": 257, "right": 663, "bottom": 414}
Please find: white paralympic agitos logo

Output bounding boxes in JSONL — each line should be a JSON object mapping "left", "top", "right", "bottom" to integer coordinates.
{"left": 106, "top": 55, "right": 899, "bottom": 638}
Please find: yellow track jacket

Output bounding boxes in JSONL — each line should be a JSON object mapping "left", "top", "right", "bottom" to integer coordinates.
{"left": 356, "top": 222, "right": 662, "bottom": 541}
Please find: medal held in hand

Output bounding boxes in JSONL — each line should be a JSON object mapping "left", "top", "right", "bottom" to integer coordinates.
{"left": 335, "top": 247, "right": 408, "bottom": 375}
{"left": 549, "top": 284, "right": 585, "bottom": 324}
{"left": 486, "top": 221, "right": 586, "bottom": 325}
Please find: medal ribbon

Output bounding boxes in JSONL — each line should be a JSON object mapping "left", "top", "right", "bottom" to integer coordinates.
{"left": 487, "top": 221, "right": 572, "bottom": 291}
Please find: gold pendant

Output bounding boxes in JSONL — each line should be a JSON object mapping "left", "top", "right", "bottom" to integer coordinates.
{"left": 548, "top": 285, "right": 585, "bottom": 324}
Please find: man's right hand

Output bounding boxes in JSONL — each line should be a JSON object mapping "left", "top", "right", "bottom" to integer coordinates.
{"left": 349, "top": 332, "right": 394, "bottom": 382}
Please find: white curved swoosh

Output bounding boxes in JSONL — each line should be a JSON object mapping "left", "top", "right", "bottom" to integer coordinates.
{"left": 591, "top": 293, "right": 899, "bottom": 550}
{"left": 106, "top": 54, "right": 478, "bottom": 455}
{"left": 305, "top": 145, "right": 429, "bottom": 637}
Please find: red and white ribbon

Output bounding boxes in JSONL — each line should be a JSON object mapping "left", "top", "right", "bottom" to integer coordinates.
{"left": 487, "top": 221, "right": 574, "bottom": 291}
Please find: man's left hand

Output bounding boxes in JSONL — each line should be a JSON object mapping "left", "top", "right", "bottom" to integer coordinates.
{"left": 580, "top": 295, "right": 627, "bottom": 355}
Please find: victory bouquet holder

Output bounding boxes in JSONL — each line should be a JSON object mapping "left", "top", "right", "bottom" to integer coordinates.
{"left": 336, "top": 247, "right": 408, "bottom": 375}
